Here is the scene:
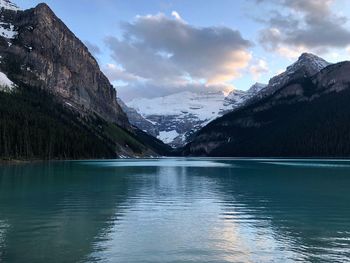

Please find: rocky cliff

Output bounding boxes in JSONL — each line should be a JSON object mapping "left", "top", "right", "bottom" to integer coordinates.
{"left": 0, "top": 2, "right": 129, "bottom": 127}
{"left": 0, "top": 1, "right": 172, "bottom": 159}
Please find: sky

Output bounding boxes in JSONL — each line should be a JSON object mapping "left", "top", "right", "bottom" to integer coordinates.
{"left": 15, "top": 0, "right": 350, "bottom": 101}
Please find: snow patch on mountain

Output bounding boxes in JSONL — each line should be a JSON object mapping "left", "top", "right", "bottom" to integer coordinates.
{"left": 0, "top": 70, "right": 15, "bottom": 91}
{"left": 270, "top": 53, "right": 330, "bottom": 88}
{"left": 159, "top": 130, "right": 179, "bottom": 144}
{"left": 247, "top": 83, "right": 267, "bottom": 94}
{"left": 256, "top": 53, "right": 331, "bottom": 100}
{"left": 126, "top": 85, "right": 266, "bottom": 147}
{"left": 128, "top": 91, "right": 228, "bottom": 122}
{"left": 0, "top": 22, "right": 17, "bottom": 39}
{"left": 0, "top": 0, "right": 21, "bottom": 11}
{"left": 224, "top": 83, "right": 267, "bottom": 109}
{"left": 0, "top": 1, "right": 20, "bottom": 41}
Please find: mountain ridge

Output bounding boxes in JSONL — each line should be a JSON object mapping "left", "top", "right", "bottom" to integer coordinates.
{"left": 182, "top": 54, "right": 350, "bottom": 157}
{"left": 126, "top": 84, "right": 266, "bottom": 147}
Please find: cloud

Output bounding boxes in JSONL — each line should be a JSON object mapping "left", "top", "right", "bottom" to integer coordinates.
{"left": 249, "top": 59, "right": 269, "bottom": 80}
{"left": 117, "top": 80, "right": 235, "bottom": 101}
{"left": 105, "top": 13, "right": 252, "bottom": 98}
{"left": 84, "top": 40, "right": 102, "bottom": 56}
{"left": 171, "top": 11, "right": 182, "bottom": 20}
{"left": 103, "top": 64, "right": 142, "bottom": 82}
{"left": 256, "top": 0, "right": 350, "bottom": 58}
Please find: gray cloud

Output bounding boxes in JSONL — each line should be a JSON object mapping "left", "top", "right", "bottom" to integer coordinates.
{"left": 256, "top": 0, "right": 350, "bottom": 57}
{"left": 105, "top": 13, "right": 252, "bottom": 99}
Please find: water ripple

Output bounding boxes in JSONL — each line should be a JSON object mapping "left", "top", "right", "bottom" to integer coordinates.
{"left": 0, "top": 158, "right": 349, "bottom": 262}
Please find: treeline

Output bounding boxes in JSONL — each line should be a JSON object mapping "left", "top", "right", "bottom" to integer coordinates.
{"left": 186, "top": 85, "right": 350, "bottom": 157}
{"left": 0, "top": 86, "right": 116, "bottom": 160}
{"left": 216, "top": 88, "right": 350, "bottom": 157}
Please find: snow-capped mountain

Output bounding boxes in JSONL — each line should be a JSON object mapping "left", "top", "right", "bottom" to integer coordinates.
{"left": 117, "top": 98, "right": 158, "bottom": 137}
{"left": 0, "top": 0, "right": 20, "bottom": 11}
{"left": 224, "top": 83, "right": 267, "bottom": 109}
{"left": 182, "top": 53, "right": 340, "bottom": 157}
{"left": 0, "top": 71, "right": 15, "bottom": 91}
{"left": 126, "top": 85, "right": 265, "bottom": 147}
{"left": 0, "top": 0, "right": 20, "bottom": 92}
{"left": 125, "top": 53, "right": 330, "bottom": 147}
{"left": 253, "top": 53, "right": 331, "bottom": 101}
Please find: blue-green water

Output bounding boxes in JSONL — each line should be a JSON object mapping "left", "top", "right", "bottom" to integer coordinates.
{"left": 0, "top": 158, "right": 350, "bottom": 263}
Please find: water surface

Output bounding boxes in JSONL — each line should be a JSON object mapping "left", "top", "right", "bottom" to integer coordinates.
{"left": 0, "top": 158, "right": 350, "bottom": 262}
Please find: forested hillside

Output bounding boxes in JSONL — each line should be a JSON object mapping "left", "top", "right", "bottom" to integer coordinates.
{"left": 0, "top": 86, "right": 164, "bottom": 160}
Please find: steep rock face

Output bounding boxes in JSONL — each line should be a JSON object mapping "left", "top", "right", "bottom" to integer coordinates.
{"left": 183, "top": 54, "right": 350, "bottom": 157}
{"left": 0, "top": 2, "right": 129, "bottom": 127}
{"left": 0, "top": 1, "right": 173, "bottom": 159}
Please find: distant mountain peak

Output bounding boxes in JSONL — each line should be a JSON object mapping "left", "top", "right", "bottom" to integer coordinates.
{"left": 0, "top": 0, "right": 20, "bottom": 11}
{"left": 299, "top": 52, "right": 324, "bottom": 61}
{"left": 288, "top": 52, "right": 331, "bottom": 75}
{"left": 127, "top": 90, "right": 255, "bottom": 146}
{"left": 263, "top": 53, "right": 331, "bottom": 97}
{"left": 247, "top": 82, "right": 267, "bottom": 93}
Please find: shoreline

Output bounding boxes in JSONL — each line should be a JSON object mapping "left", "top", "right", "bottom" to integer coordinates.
{"left": 0, "top": 159, "right": 43, "bottom": 165}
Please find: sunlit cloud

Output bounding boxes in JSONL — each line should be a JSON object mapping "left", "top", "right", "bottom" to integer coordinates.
{"left": 104, "top": 12, "right": 252, "bottom": 99}
{"left": 171, "top": 10, "right": 182, "bottom": 20}
{"left": 103, "top": 63, "right": 144, "bottom": 82}
{"left": 249, "top": 59, "right": 269, "bottom": 80}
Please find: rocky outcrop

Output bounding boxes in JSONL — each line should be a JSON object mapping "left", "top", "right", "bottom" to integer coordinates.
{"left": 0, "top": 2, "right": 129, "bottom": 127}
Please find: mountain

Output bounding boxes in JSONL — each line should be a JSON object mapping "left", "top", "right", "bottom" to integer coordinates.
{"left": 117, "top": 98, "right": 158, "bottom": 137}
{"left": 0, "top": 1, "right": 170, "bottom": 159}
{"left": 181, "top": 53, "right": 350, "bottom": 157}
{"left": 0, "top": 1, "right": 129, "bottom": 126}
{"left": 249, "top": 53, "right": 330, "bottom": 102}
{"left": 125, "top": 53, "right": 327, "bottom": 149}
{"left": 224, "top": 83, "right": 267, "bottom": 109}
{"left": 126, "top": 84, "right": 266, "bottom": 147}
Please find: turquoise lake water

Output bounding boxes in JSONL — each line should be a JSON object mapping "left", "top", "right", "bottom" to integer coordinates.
{"left": 0, "top": 158, "right": 350, "bottom": 262}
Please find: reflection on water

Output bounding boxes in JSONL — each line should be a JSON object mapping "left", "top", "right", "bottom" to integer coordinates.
{"left": 0, "top": 159, "right": 349, "bottom": 262}
{"left": 83, "top": 158, "right": 232, "bottom": 167}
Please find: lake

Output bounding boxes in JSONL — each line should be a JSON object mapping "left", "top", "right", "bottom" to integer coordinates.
{"left": 0, "top": 158, "right": 350, "bottom": 262}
